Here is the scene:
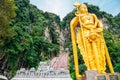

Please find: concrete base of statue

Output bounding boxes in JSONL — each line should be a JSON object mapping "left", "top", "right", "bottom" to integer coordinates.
{"left": 77, "top": 71, "right": 120, "bottom": 80}
{"left": 77, "top": 70, "right": 98, "bottom": 80}
{"left": 85, "top": 70, "right": 98, "bottom": 80}
{"left": 95, "top": 73, "right": 120, "bottom": 80}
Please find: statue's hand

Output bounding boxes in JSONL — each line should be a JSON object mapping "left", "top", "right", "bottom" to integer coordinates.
{"left": 88, "top": 32, "right": 99, "bottom": 42}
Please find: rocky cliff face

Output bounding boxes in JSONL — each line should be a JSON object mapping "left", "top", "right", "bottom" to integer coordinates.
{"left": 44, "top": 26, "right": 52, "bottom": 42}
{"left": 100, "top": 18, "right": 110, "bottom": 29}
{"left": 44, "top": 21, "right": 65, "bottom": 54}
{"left": 53, "top": 22, "right": 65, "bottom": 52}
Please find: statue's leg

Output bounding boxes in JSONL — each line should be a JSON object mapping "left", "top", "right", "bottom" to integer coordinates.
{"left": 91, "top": 40, "right": 101, "bottom": 73}
{"left": 77, "top": 29, "right": 90, "bottom": 70}
{"left": 85, "top": 38, "right": 97, "bottom": 70}
{"left": 97, "top": 38, "right": 106, "bottom": 73}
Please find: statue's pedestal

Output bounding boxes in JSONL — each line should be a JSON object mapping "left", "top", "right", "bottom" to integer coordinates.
{"left": 77, "top": 70, "right": 98, "bottom": 80}
{"left": 85, "top": 70, "right": 98, "bottom": 80}
{"left": 77, "top": 71, "right": 120, "bottom": 80}
{"left": 96, "top": 73, "right": 120, "bottom": 80}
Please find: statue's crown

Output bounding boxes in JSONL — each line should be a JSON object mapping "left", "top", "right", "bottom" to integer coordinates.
{"left": 74, "top": 2, "right": 80, "bottom": 8}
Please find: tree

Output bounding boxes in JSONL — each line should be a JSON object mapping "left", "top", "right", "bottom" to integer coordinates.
{"left": 0, "top": 0, "right": 16, "bottom": 77}
{"left": 0, "top": 0, "right": 16, "bottom": 46}
{"left": 0, "top": 0, "right": 60, "bottom": 78}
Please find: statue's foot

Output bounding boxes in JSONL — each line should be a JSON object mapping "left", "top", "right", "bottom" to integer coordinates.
{"left": 100, "top": 71, "right": 106, "bottom": 74}
{"left": 91, "top": 67, "right": 97, "bottom": 70}
{"left": 76, "top": 74, "right": 83, "bottom": 78}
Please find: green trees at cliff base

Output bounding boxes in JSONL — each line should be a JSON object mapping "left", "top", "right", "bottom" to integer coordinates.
{"left": 0, "top": 0, "right": 60, "bottom": 78}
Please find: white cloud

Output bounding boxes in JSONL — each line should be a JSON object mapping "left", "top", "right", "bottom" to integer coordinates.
{"left": 30, "top": 0, "right": 74, "bottom": 19}
{"left": 30, "top": 0, "right": 120, "bottom": 19}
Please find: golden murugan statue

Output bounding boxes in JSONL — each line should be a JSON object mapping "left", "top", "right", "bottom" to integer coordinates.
{"left": 70, "top": 2, "right": 114, "bottom": 78}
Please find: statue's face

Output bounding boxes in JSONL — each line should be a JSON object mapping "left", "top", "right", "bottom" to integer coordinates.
{"left": 80, "top": 4, "right": 88, "bottom": 13}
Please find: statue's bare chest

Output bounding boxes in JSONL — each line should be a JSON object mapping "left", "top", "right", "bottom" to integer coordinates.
{"left": 80, "top": 14, "right": 94, "bottom": 24}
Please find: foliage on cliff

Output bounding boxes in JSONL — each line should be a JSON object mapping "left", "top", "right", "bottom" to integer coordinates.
{"left": 0, "top": 0, "right": 60, "bottom": 78}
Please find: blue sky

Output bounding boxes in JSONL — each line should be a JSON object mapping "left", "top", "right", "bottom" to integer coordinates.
{"left": 30, "top": 0, "right": 120, "bottom": 19}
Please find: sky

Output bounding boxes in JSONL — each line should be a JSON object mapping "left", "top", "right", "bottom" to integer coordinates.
{"left": 30, "top": 0, "right": 120, "bottom": 19}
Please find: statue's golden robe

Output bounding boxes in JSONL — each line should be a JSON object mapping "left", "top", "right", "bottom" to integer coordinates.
{"left": 76, "top": 19, "right": 106, "bottom": 73}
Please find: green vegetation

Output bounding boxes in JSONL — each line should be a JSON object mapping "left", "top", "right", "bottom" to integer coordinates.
{"left": 0, "top": 0, "right": 59, "bottom": 78}
{"left": 0, "top": 0, "right": 16, "bottom": 46}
